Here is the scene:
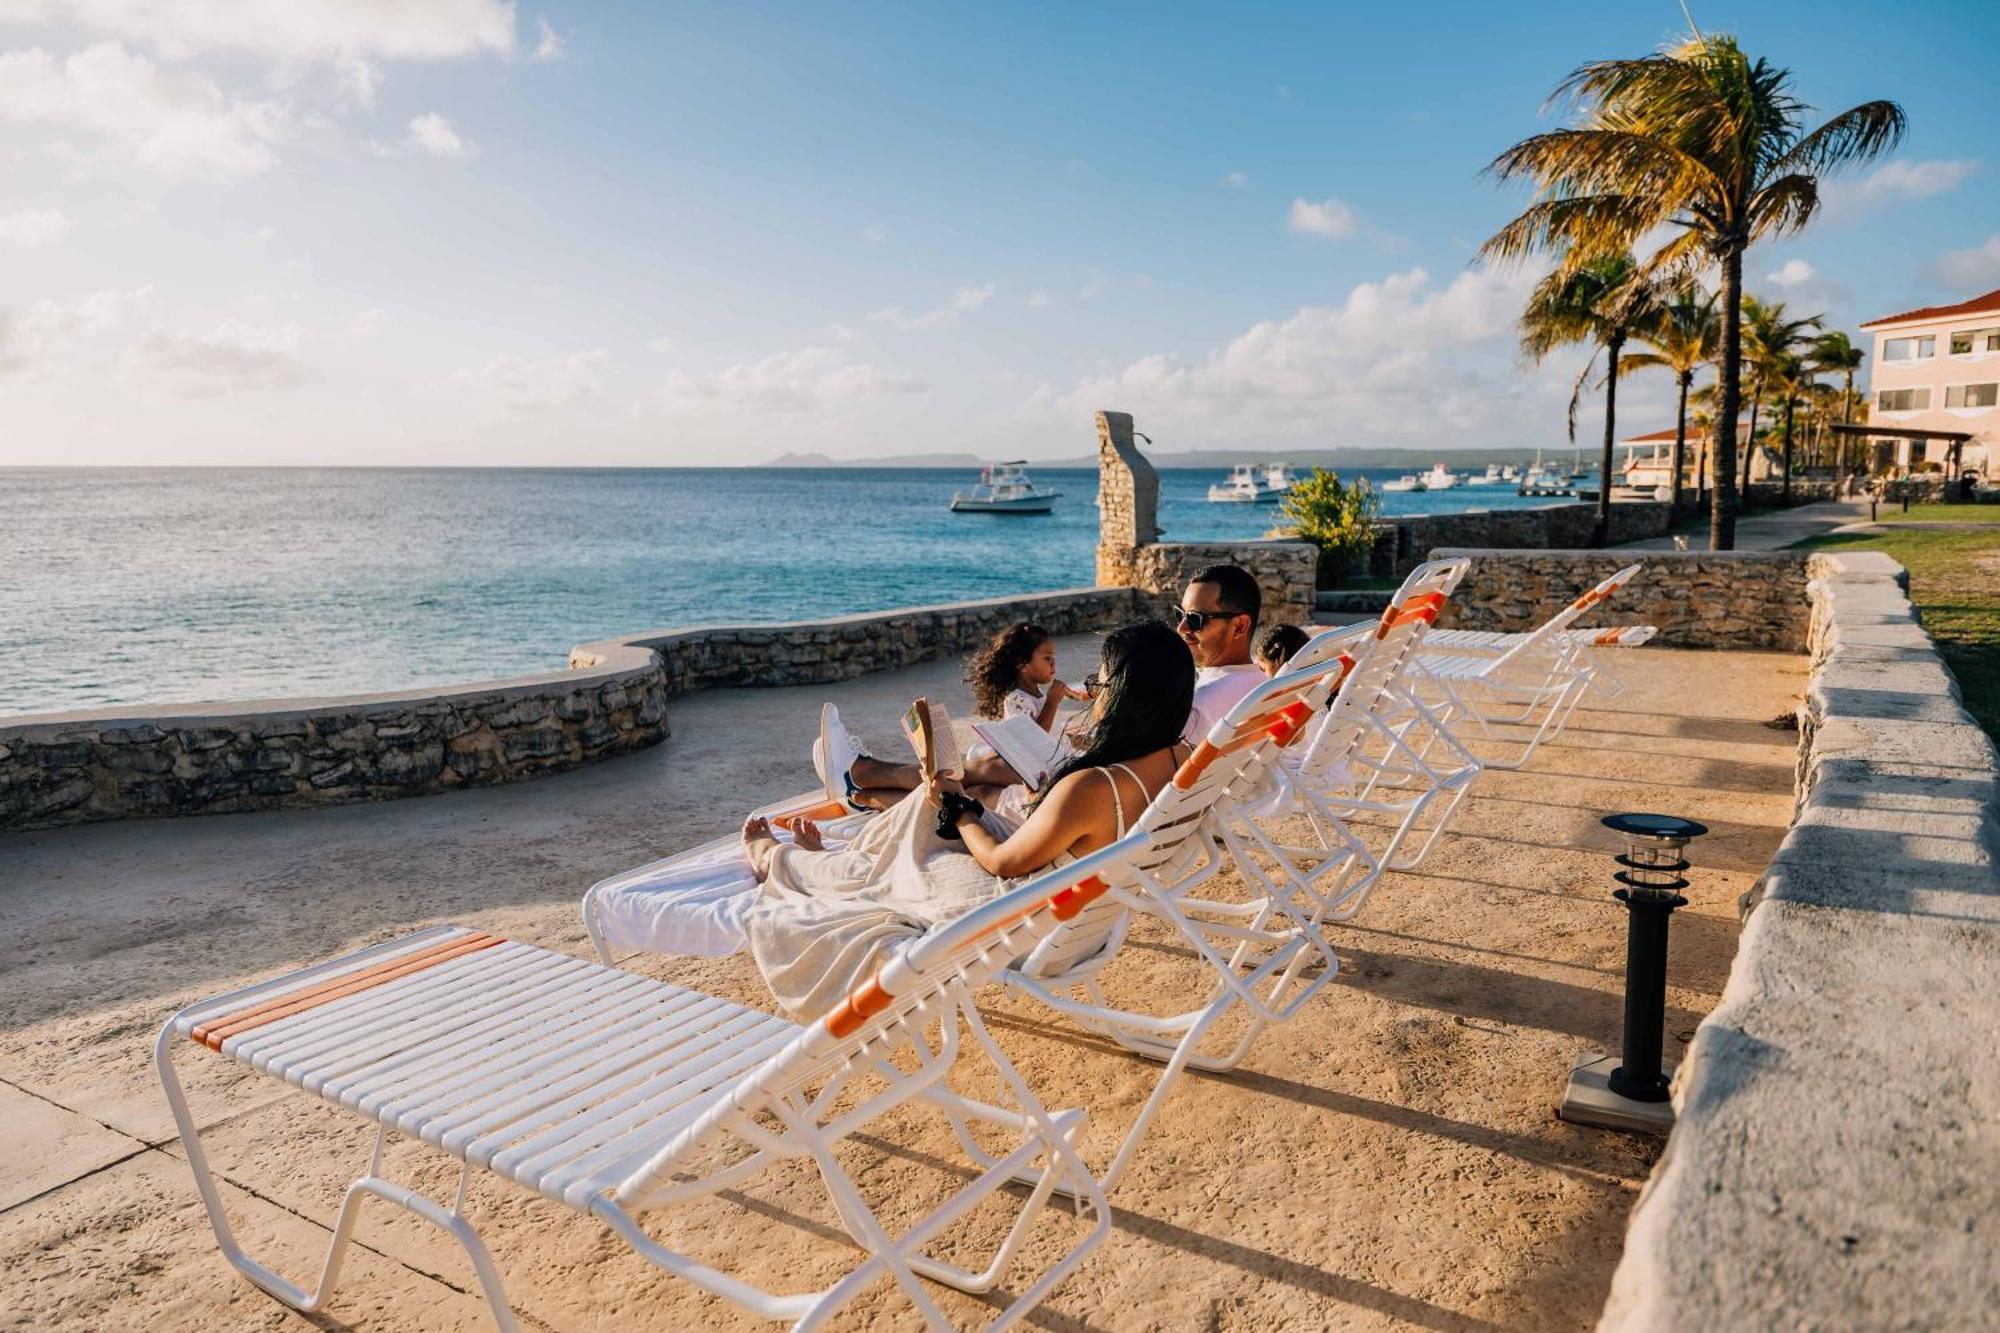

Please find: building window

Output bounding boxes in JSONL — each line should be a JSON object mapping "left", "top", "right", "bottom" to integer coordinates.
{"left": 1877, "top": 388, "right": 1932, "bottom": 412}
{"left": 1944, "top": 382, "right": 1999, "bottom": 409}
{"left": 1882, "top": 335, "right": 1936, "bottom": 361}
{"left": 1949, "top": 327, "right": 2000, "bottom": 354}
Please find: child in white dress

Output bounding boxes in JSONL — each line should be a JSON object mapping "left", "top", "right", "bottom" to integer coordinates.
{"left": 965, "top": 622, "right": 1082, "bottom": 731}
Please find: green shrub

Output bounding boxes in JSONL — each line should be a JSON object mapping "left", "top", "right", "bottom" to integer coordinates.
{"left": 1280, "top": 468, "right": 1381, "bottom": 588}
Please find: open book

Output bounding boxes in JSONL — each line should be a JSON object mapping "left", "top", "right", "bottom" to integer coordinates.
{"left": 969, "top": 713, "right": 1071, "bottom": 791}
{"left": 900, "top": 697, "right": 964, "bottom": 780}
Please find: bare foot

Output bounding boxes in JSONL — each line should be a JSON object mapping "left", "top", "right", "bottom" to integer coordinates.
{"left": 742, "top": 816, "right": 781, "bottom": 883}
{"left": 792, "top": 818, "right": 824, "bottom": 852}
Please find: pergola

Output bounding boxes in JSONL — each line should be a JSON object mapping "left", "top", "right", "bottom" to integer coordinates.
{"left": 1828, "top": 423, "right": 1977, "bottom": 479}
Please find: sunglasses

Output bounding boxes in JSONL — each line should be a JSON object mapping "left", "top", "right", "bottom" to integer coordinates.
{"left": 1176, "top": 608, "right": 1248, "bottom": 632}
{"left": 1081, "top": 673, "right": 1106, "bottom": 695}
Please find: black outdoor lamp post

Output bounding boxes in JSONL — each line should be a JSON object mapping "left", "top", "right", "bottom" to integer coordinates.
{"left": 1558, "top": 812, "right": 1708, "bottom": 1134}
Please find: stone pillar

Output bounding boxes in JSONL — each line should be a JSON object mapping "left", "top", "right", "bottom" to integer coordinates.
{"left": 1094, "top": 410, "right": 1160, "bottom": 587}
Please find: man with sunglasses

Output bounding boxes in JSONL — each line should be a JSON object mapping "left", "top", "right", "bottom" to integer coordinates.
{"left": 818, "top": 564, "right": 1269, "bottom": 809}
{"left": 1175, "top": 564, "right": 1267, "bottom": 744}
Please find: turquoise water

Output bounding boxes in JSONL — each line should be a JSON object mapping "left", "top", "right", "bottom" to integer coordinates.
{"left": 3, "top": 467, "right": 1563, "bottom": 716}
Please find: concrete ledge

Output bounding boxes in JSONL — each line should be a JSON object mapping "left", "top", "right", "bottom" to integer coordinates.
{"left": 1599, "top": 550, "right": 2000, "bottom": 1332}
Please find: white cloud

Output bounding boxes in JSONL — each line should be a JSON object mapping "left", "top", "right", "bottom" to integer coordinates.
{"left": 0, "top": 287, "right": 142, "bottom": 374}
{"left": 530, "top": 17, "right": 563, "bottom": 62}
{"left": 1025, "top": 290, "right": 1052, "bottom": 309}
{"left": 0, "top": 0, "right": 518, "bottom": 66}
{"left": 1767, "top": 259, "right": 1815, "bottom": 288}
{"left": 1821, "top": 158, "right": 1978, "bottom": 222}
{"left": 447, "top": 347, "right": 609, "bottom": 411}
{"left": 868, "top": 282, "right": 995, "bottom": 329}
{"left": 656, "top": 345, "right": 925, "bottom": 414}
{"left": 860, "top": 224, "right": 889, "bottom": 245}
{"left": 1044, "top": 264, "right": 1555, "bottom": 444}
{"left": 1223, "top": 170, "right": 1249, "bottom": 189}
{"left": 1933, "top": 234, "right": 2000, "bottom": 290}
{"left": 1288, "top": 196, "right": 1359, "bottom": 240}
{"left": 405, "top": 110, "right": 475, "bottom": 157}
{"left": 133, "top": 318, "right": 315, "bottom": 394}
{"left": 0, "top": 42, "right": 289, "bottom": 180}
{"left": 0, "top": 207, "right": 69, "bottom": 248}
{"left": 646, "top": 335, "right": 677, "bottom": 353}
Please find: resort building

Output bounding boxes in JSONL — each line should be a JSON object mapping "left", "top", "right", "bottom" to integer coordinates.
{"left": 1855, "top": 286, "right": 2000, "bottom": 479}
{"left": 1618, "top": 423, "right": 1765, "bottom": 491}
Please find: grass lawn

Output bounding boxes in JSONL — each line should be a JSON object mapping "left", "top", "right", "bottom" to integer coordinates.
{"left": 1793, "top": 523, "right": 2000, "bottom": 739}
{"left": 1863, "top": 502, "right": 2000, "bottom": 524}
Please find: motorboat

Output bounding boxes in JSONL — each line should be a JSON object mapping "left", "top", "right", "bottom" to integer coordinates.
{"left": 1502, "top": 464, "right": 1523, "bottom": 483}
{"left": 1263, "top": 462, "right": 1300, "bottom": 494}
{"left": 1382, "top": 473, "right": 1426, "bottom": 493}
{"left": 1465, "top": 464, "right": 1509, "bottom": 486}
{"left": 1207, "top": 464, "right": 1282, "bottom": 503}
{"left": 949, "top": 461, "right": 1061, "bottom": 514}
{"left": 1421, "top": 463, "right": 1461, "bottom": 490}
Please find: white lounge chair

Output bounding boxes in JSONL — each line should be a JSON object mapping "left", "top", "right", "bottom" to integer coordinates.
{"left": 1412, "top": 562, "right": 1645, "bottom": 769}
{"left": 158, "top": 840, "right": 1192, "bottom": 1330}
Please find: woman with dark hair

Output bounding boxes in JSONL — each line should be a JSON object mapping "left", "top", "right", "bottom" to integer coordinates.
{"left": 739, "top": 621, "right": 1194, "bottom": 1016}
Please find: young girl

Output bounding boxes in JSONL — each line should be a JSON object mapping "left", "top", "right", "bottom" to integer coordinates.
{"left": 1256, "top": 623, "right": 1311, "bottom": 677}
{"left": 964, "top": 622, "right": 1080, "bottom": 732}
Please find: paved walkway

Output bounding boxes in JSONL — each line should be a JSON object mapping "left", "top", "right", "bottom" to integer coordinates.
{"left": 1617, "top": 497, "right": 1875, "bottom": 552}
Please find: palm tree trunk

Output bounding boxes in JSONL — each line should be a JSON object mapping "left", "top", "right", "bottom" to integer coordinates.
{"left": 1781, "top": 395, "right": 1795, "bottom": 502}
{"left": 1670, "top": 370, "right": 1690, "bottom": 516}
{"left": 1712, "top": 250, "right": 1743, "bottom": 550}
{"left": 1597, "top": 335, "right": 1622, "bottom": 545}
{"left": 1743, "top": 390, "right": 1762, "bottom": 496}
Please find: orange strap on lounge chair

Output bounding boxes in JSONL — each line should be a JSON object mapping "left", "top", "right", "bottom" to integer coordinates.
{"left": 191, "top": 932, "right": 505, "bottom": 1049}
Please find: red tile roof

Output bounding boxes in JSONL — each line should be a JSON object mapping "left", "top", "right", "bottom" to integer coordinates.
{"left": 1858, "top": 287, "right": 2000, "bottom": 330}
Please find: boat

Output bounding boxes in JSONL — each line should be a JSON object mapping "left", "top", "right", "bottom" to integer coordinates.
{"left": 1421, "top": 463, "right": 1461, "bottom": 490}
{"left": 1465, "top": 464, "right": 1510, "bottom": 487}
{"left": 949, "top": 461, "right": 1061, "bottom": 514}
{"left": 1263, "top": 462, "right": 1300, "bottom": 494}
{"left": 1206, "top": 464, "right": 1282, "bottom": 503}
{"left": 1382, "top": 474, "right": 1426, "bottom": 493}
{"left": 1502, "top": 464, "right": 1523, "bottom": 483}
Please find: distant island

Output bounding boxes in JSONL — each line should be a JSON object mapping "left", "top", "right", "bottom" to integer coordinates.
{"left": 763, "top": 446, "right": 1574, "bottom": 470}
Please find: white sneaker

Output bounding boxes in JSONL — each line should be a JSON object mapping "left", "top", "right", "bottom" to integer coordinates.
{"left": 818, "top": 703, "right": 865, "bottom": 810}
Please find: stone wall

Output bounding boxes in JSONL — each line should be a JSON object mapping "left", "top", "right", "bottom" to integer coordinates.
{"left": 1599, "top": 551, "right": 2000, "bottom": 1331}
{"left": 1128, "top": 541, "right": 1320, "bottom": 628}
{"left": 1089, "top": 410, "right": 1319, "bottom": 626}
{"left": 1093, "top": 409, "right": 1161, "bottom": 588}
{"left": 573, "top": 586, "right": 1144, "bottom": 697}
{"left": 0, "top": 644, "right": 669, "bottom": 832}
{"left": 1428, "top": 549, "right": 1813, "bottom": 651}
{"left": 1369, "top": 484, "right": 1838, "bottom": 578}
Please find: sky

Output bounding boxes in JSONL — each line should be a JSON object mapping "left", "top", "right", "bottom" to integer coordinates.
{"left": 1, "top": 0, "right": 1997, "bottom": 467}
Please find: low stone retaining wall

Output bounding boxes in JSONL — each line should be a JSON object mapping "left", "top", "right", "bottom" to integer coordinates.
{"left": 3, "top": 587, "right": 1155, "bottom": 834}
{"left": 1129, "top": 540, "right": 1318, "bottom": 627}
{"left": 1428, "top": 549, "right": 1812, "bottom": 651}
{"left": 1599, "top": 551, "right": 2000, "bottom": 1330}
{"left": 0, "top": 644, "right": 669, "bottom": 832}
{"left": 571, "top": 586, "right": 1143, "bottom": 698}
{"left": 1370, "top": 483, "right": 1838, "bottom": 578}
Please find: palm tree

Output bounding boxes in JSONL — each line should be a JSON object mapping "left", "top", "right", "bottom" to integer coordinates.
{"left": 1813, "top": 330, "right": 1865, "bottom": 484}
{"left": 1617, "top": 283, "right": 1717, "bottom": 515}
{"left": 1688, "top": 382, "right": 1718, "bottom": 505}
{"left": 1518, "top": 254, "right": 1664, "bottom": 544}
{"left": 1765, "top": 351, "right": 1814, "bottom": 501}
{"left": 1738, "top": 296, "right": 1821, "bottom": 495}
{"left": 1481, "top": 32, "right": 1904, "bottom": 549}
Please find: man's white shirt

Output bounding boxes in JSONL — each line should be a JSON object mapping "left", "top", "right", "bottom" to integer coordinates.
{"left": 1183, "top": 663, "right": 1265, "bottom": 744}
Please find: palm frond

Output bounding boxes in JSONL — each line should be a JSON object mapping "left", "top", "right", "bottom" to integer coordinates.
{"left": 1774, "top": 100, "right": 1907, "bottom": 175}
{"left": 1748, "top": 172, "right": 1818, "bottom": 240}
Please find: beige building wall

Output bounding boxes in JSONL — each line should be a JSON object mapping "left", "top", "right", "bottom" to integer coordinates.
{"left": 1860, "top": 297, "right": 2000, "bottom": 477}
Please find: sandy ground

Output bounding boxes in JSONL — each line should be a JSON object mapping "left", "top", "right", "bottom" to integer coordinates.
{"left": 0, "top": 639, "right": 1806, "bottom": 1332}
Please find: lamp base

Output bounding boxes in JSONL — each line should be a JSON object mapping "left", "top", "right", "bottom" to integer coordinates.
{"left": 1557, "top": 1051, "right": 1675, "bottom": 1134}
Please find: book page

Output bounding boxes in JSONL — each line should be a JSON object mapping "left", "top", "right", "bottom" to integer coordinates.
{"left": 900, "top": 697, "right": 965, "bottom": 779}
{"left": 970, "top": 714, "right": 1067, "bottom": 790}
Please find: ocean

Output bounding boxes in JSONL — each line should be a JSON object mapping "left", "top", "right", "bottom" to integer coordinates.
{"left": 3, "top": 466, "right": 1567, "bottom": 717}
